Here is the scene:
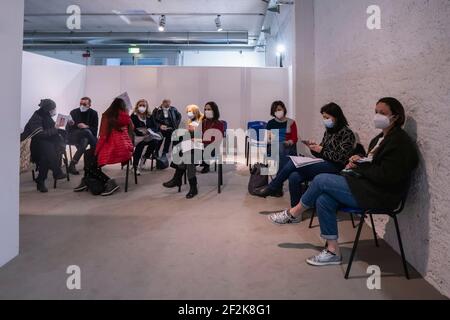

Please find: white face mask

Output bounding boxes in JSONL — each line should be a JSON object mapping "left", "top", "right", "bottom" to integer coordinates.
{"left": 138, "top": 107, "right": 147, "bottom": 114}
{"left": 204, "top": 110, "right": 214, "bottom": 119}
{"left": 275, "top": 111, "right": 285, "bottom": 119}
{"left": 323, "top": 118, "right": 335, "bottom": 129}
{"left": 187, "top": 112, "right": 195, "bottom": 119}
{"left": 80, "top": 106, "right": 89, "bottom": 113}
{"left": 374, "top": 114, "right": 392, "bottom": 129}
{"left": 49, "top": 109, "right": 57, "bottom": 117}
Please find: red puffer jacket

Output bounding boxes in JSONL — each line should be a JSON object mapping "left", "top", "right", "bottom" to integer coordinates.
{"left": 96, "top": 111, "right": 134, "bottom": 167}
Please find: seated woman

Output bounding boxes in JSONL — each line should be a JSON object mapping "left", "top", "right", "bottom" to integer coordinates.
{"left": 263, "top": 101, "right": 298, "bottom": 196}
{"left": 269, "top": 97, "right": 419, "bottom": 266}
{"left": 131, "top": 99, "right": 160, "bottom": 175}
{"left": 21, "top": 99, "right": 67, "bottom": 193}
{"left": 164, "top": 104, "right": 222, "bottom": 199}
{"left": 199, "top": 101, "right": 225, "bottom": 174}
{"left": 255, "top": 103, "right": 356, "bottom": 208}
{"left": 74, "top": 98, "right": 134, "bottom": 196}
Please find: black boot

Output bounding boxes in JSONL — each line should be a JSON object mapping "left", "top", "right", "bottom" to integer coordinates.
{"left": 254, "top": 186, "right": 283, "bottom": 198}
{"left": 68, "top": 162, "right": 80, "bottom": 175}
{"left": 36, "top": 181, "right": 48, "bottom": 193}
{"left": 186, "top": 177, "right": 198, "bottom": 199}
{"left": 74, "top": 177, "right": 88, "bottom": 192}
{"left": 200, "top": 164, "right": 210, "bottom": 174}
{"left": 163, "top": 168, "right": 184, "bottom": 188}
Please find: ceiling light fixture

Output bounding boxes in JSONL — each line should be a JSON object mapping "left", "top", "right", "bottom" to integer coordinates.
{"left": 215, "top": 15, "right": 223, "bottom": 32}
{"left": 158, "top": 15, "right": 166, "bottom": 32}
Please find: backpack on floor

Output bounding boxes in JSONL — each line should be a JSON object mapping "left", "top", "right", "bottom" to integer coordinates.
{"left": 85, "top": 177, "right": 105, "bottom": 196}
{"left": 248, "top": 163, "right": 269, "bottom": 195}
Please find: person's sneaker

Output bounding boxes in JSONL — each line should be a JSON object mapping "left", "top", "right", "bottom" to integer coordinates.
{"left": 68, "top": 162, "right": 80, "bottom": 175}
{"left": 306, "top": 250, "right": 343, "bottom": 266}
{"left": 101, "top": 179, "right": 120, "bottom": 196}
{"left": 74, "top": 178, "right": 88, "bottom": 192}
{"left": 134, "top": 167, "right": 141, "bottom": 176}
{"left": 268, "top": 209, "right": 302, "bottom": 225}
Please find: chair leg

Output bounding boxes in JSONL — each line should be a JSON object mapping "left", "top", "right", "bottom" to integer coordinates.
{"left": 184, "top": 170, "right": 187, "bottom": 185}
{"left": 64, "top": 152, "right": 70, "bottom": 182}
{"left": 218, "top": 164, "right": 223, "bottom": 194}
{"left": 32, "top": 169, "right": 36, "bottom": 182}
{"left": 369, "top": 213, "right": 379, "bottom": 247}
{"left": 125, "top": 162, "right": 130, "bottom": 193}
{"left": 69, "top": 145, "right": 73, "bottom": 162}
{"left": 393, "top": 215, "right": 410, "bottom": 280}
{"left": 345, "top": 214, "right": 366, "bottom": 279}
{"left": 134, "top": 162, "right": 138, "bottom": 185}
{"left": 308, "top": 210, "right": 315, "bottom": 229}
{"left": 350, "top": 213, "right": 356, "bottom": 228}
{"left": 54, "top": 179, "right": 57, "bottom": 189}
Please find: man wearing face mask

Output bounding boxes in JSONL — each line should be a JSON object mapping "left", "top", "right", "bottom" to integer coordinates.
{"left": 152, "top": 99, "right": 182, "bottom": 157}
{"left": 66, "top": 97, "right": 99, "bottom": 175}
{"left": 21, "top": 99, "right": 67, "bottom": 192}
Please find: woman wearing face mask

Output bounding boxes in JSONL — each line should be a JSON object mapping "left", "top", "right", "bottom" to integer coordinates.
{"left": 269, "top": 97, "right": 418, "bottom": 267}
{"left": 130, "top": 99, "right": 160, "bottom": 175}
{"left": 163, "top": 105, "right": 204, "bottom": 198}
{"left": 200, "top": 102, "right": 225, "bottom": 174}
{"left": 255, "top": 103, "right": 355, "bottom": 209}
{"left": 21, "top": 99, "right": 67, "bottom": 192}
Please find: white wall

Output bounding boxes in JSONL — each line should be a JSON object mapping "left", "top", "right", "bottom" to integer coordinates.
{"left": 181, "top": 50, "right": 266, "bottom": 67}
{"left": 0, "top": 0, "right": 24, "bottom": 267}
{"left": 84, "top": 66, "right": 290, "bottom": 129}
{"left": 312, "top": 0, "right": 450, "bottom": 297}
{"left": 21, "top": 51, "right": 86, "bottom": 129}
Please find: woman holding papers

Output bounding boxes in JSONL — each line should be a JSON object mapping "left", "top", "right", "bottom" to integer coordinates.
{"left": 21, "top": 99, "right": 67, "bottom": 192}
{"left": 254, "top": 103, "right": 355, "bottom": 208}
{"left": 163, "top": 105, "right": 204, "bottom": 198}
{"left": 269, "top": 98, "right": 418, "bottom": 267}
{"left": 130, "top": 99, "right": 161, "bottom": 175}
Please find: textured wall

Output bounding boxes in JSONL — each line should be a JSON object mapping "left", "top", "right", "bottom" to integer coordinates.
{"left": 313, "top": 0, "right": 450, "bottom": 296}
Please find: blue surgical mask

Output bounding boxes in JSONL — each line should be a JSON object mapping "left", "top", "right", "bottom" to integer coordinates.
{"left": 323, "top": 118, "right": 334, "bottom": 129}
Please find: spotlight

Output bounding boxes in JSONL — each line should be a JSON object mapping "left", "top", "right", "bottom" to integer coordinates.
{"left": 159, "top": 15, "right": 166, "bottom": 32}
{"left": 215, "top": 15, "right": 223, "bottom": 32}
{"left": 276, "top": 44, "right": 286, "bottom": 54}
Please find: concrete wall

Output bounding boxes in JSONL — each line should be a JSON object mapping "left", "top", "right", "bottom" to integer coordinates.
{"left": 21, "top": 52, "right": 86, "bottom": 129}
{"left": 312, "top": 0, "right": 450, "bottom": 296}
{"left": 0, "top": 0, "right": 24, "bottom": 267}
{"left": 84, "top": 66, "right": 290, "bottom": 130}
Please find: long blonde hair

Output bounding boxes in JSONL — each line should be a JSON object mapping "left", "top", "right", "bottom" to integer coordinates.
{"left": 186, "top": 104, "right": 203, "bottom": 124}
{"left": 134, "top": 99, "right": 151, "bottom": 117}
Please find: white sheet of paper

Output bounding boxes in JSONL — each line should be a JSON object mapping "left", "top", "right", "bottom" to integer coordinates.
{"left": 55, "top": 114, "right": 72, "bottom": 128}
{"left": 116, "top": 92, "right": 133, "bottom": 110}
{"left": 289, "top": 156, "right": 325, "bottom": 168}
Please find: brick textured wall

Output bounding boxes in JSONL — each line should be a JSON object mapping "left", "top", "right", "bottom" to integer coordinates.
{"left": 313, "top": 0, "right": 450, "bottom": 296}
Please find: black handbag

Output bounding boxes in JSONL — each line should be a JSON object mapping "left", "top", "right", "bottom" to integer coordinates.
{"left": 248, "top": 163, "right": 269, "bottom": 195}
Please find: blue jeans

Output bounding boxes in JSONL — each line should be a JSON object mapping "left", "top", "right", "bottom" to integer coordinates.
{"left": 268, "top": 159, "right": 342, "bottom": 207}
{"left": 300, "top": 174, "right": 359, "bottom": 241}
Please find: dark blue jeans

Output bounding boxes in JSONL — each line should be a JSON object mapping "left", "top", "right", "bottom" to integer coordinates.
{"left": 268, "top": 159, "right": 342, "bottom": 207}
{"left": 301, "top": 174, "right": 359, "bottom": 241}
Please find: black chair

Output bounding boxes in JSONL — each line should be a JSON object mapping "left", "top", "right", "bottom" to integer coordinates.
{"left": 124, "top": 158, "right": 138, "bottom": 193}
{"left": 344, "top": 199, "right": 409, "bottom": 279}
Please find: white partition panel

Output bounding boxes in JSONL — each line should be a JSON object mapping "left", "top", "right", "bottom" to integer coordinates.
{"left": 85, "top": 66, "right": 289, "bottom": 130}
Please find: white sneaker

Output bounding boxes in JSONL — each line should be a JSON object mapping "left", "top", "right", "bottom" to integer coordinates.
{"left": 134, "top": 167, "right": 141, "bottom": 176}
{"left": 306, "top": 250, "right": 342, "bottom": 266}
{"left": 268, "top": 209, "right": 302, "bottom": 225}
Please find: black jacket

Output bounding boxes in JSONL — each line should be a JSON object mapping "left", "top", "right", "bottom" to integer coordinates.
{"left": 152, "top": 106, "right": 181, "bottom": 130}
{"left": 21, "top": 109, "right": 64, "bottom": 162}
{"left": 311, "top": 126, "right": 356, "bottom": 167}
{"left": 67, "top": 108, "right": 99, "bottom": 139}
{"left": 131, "top": 114, "right": 158, "bottom": 136}
{"left": 345, "top": 127, "right": 419, "bottom": 210}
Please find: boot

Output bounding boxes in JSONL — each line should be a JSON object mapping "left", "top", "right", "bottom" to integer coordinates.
{"left": 68, "top": 161, "right": 80, "bottom": 175}
{"left": 200, "top": 164, "right": 210, "bottom": 174}
{"left": 254, "top": 186, "right": 283, "bottom": 198}
{"left": 101, "top": 179, "right": 120, "bottom": 197}
{"left": 186, "top": 177, "right": 198, "bottom": 199}
{"left": 36, "top": 181, "right": 48, "bottom": 193}
{"left": 74, "top": 178, "right": 88, "bottom": 192}
{"left": 163, "top": 168, "right": 184, "bottom": 188}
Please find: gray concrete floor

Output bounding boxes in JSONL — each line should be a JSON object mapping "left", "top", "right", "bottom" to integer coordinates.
{"left": 0, "top": 162, "right": 446, "bottom": 300}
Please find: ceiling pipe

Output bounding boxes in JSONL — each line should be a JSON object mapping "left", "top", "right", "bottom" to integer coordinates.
{"left": 23, "top": 31, "right": 250, "bottom": 50}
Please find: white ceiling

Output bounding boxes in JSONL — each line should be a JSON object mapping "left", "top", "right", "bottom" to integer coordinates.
{"left": 24, "top": 0, "right": 268, "bottom": 36}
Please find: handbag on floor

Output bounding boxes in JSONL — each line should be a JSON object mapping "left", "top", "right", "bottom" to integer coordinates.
{"left": 248, "top": 163, "right": 269, "bottom": 195}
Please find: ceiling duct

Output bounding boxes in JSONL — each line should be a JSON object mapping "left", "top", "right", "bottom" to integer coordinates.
{"left": 23, "top": 31, "right": 249, "bottom": 50}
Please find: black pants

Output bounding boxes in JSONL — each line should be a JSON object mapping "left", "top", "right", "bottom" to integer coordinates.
{"left": 133, "top": 140, "right": 158, "bottom": 166}
{"left": 160, "top": 130, "right": 174, "bottom": 154}
{"left": 83, "top": 149, "right": 110, "bottom": 184}
{"left": 70, "top": 129, "right": 98, "bottom": 164}
{"left": 34, "top": 140, "right": 64, "bottom": 183}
